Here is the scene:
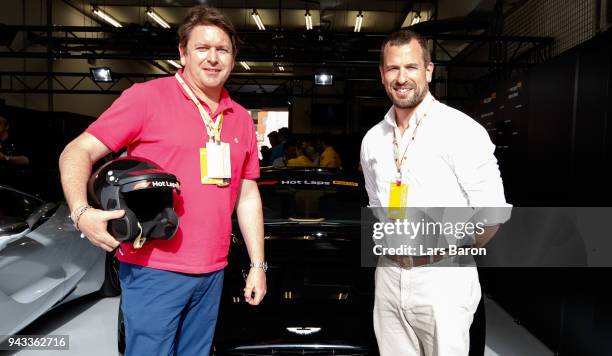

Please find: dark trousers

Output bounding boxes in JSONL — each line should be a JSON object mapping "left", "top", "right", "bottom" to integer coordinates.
{"left": 119, "top": 262, "right": 224, "bottom": 356}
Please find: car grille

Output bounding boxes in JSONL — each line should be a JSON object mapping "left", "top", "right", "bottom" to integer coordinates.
{"left": 218, "top": 344, "right": 371, "bottom": 356}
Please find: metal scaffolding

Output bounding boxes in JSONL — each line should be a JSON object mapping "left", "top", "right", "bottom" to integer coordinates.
{"left": 0, "top": 25, "right": 552, "bottom": 65}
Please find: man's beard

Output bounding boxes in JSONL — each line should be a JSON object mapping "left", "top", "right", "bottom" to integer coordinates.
{"left": 388, "top": 84, "right": 428, "bottom": 109}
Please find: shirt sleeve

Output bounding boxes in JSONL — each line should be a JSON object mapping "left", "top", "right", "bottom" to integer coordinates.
{"left": 448, "top": 119, "right": 512, "bottom": 223}
{"left": 360, "top": 135, "right": 382, "bottom": 207}
{"left": 241, "top": 120, "right": 260, "bottom": 180}
{"left": 86, "top": 83, "right": 148, "bottom": 152}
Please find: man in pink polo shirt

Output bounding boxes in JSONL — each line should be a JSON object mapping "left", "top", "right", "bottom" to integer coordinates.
{"left": 59, "top": 6, "right": 266, "bottom": 356}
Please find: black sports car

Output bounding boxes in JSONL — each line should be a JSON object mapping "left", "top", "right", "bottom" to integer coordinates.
{"left": 213, "top": 167, "right": 376, "bottom": 355}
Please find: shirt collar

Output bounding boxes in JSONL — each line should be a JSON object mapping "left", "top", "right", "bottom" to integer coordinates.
{"left": 176, "top": 69, "right": 234, "bottom": 117}
{"left": 384, "top": 91, "right": 434, "bottom": 129}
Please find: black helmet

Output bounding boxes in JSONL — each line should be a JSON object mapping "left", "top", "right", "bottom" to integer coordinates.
{"left": 88, "top": 156, "right": 180, "bottom": 244}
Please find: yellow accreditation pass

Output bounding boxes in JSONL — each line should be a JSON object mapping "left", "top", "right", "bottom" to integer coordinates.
{"left": 200, "top": 142, "right": 232, "bottom": 186}
{"left": 388, "top": 182, "right": 408, "bottom": 219}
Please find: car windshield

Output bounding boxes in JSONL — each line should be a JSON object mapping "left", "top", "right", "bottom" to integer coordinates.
{"left": 257, "top": 177, "right": 366, "bottom": 222}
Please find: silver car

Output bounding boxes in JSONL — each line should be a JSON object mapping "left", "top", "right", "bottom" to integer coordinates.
{"left": 0, "top": 184, "right": 119, "bottom": 341}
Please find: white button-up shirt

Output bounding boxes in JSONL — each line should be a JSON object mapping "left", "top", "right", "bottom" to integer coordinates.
{"left": 360, "top": 92, "right": 511, "bottom": 213}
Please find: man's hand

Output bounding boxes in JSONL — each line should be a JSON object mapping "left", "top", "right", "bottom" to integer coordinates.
{"left": 243, "top": 267, "right": 267, "bottom": 305}
{"left": 78, "top": 208, "right": 125, "bottom": 252}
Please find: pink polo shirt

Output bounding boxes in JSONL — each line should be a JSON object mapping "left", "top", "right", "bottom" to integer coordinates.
{"left": 87, "top": 70, "right": 259, "bottom": 274}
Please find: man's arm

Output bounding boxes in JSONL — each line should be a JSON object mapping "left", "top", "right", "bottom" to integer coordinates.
{"left": 59, "top": 132, "right": 124, "bottom": 252}
{"left": 235, "top": 179, "right": 267, "bottom": 305}
{"left": 450, "top": 121, "right": 512, "bottom": 246}
{"left": 360, "top": 136, "right": 381, "bottom": 207}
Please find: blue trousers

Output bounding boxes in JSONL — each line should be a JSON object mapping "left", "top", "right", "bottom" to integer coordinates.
{"left": 119, "top": 262, "right": 224, "bottom": 356}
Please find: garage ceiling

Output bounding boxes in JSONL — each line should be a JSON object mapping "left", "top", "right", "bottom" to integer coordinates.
{"left": 0, "top": 0, "right": 551, "bottom": 99}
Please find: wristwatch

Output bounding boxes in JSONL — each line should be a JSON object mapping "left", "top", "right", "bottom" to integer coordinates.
{"left": 250, "top": 261, "right": 268, "bottom": 272}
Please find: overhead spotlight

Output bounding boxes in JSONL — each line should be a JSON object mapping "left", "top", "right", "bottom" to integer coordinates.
{"left": 146, "top": 8, "right": 170, "bottom": 29}
{"left": 314, "top": 73, "right": 333, "bottom": 86}
{"left": 166, "top": 60, "right": 182, "bottom": 69}
{"left": 251, "top": 9, "right": 266, "bottom": 30}
{"left": 92, "top": 6, "right": 123, "bottom": 28}
{"left": 240, "top": 61, "right": 251, "bottom": 70}
{"left": 354, "top": 11, "right": 363, "bottom": 32}
{"left": 304, "top": 10, "right": 313, "bottom": 30}
{"left": 411, "top": 12, "right": 421, "bottom": 25}
{"left": 90, "top": 67, "right": 113, "bottom": 82}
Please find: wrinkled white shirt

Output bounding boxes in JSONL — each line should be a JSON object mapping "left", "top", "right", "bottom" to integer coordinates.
{"left": 360, "top": 92, "right": 511, "bottom": 215}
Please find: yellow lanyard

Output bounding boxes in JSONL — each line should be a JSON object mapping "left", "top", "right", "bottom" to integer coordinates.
{"left": 175, "top": 73, "right": 224, "bottom": 143}
{"left": 392, "top": 99, "right": 436, "bottom": 185}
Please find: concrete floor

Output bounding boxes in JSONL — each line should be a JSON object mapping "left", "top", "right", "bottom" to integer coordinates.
{"left": 1, "top": 296, "right": 552, "bottom": 356}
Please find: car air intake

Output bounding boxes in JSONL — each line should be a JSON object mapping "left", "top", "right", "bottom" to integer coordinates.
{"left": 223, "top": 344, "right": 370, "bottom": 356}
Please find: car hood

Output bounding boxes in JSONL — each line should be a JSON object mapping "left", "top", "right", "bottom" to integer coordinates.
{"left": 220, "top": 220, "right": 375, "bottom": 354}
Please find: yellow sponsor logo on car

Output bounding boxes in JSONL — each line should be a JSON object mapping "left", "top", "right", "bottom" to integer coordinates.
{"left": 333, "top": 180, "right": 359, "bottom": 187}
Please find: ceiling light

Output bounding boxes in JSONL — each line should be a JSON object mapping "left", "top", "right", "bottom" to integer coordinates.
{"left": 411, "top": 12, "right": 421, "bottom": 25}
{"left": 240, "top": 61, "right": 251, "bottom": 70}
{"left": 251, "top": 10, "right": 265, "bottom": 31}
{"left": 92, "top": 6, "right": 122, "bottom": 28}
{"left": 90, "top": 67, "right": 113, "bottom": 82}
{"left": 305, "top": 10, "right": 313, "bottom": 30}
{"left": 166, "top": 60, "right": 181, "bottom": 69}
{"left": 314, "top": 73, "right": 333, "bottom": 86}
{"left": 354, "top": 11, "right": 363, "bottom": 32}
{"left": 146, "top": 8, "right": 170, "bottom": 29}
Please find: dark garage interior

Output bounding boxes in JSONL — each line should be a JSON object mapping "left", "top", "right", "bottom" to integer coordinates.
{"left": 1, "top": 0, "right": 612, "bottom": 355}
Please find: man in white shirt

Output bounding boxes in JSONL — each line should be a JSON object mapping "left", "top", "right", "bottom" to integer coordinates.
{"left": 360, "top": 30, "right": 510, "bottom": 356}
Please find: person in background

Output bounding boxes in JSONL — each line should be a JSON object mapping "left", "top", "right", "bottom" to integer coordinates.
{"left": 318, "top": 134, "right": 341, "bottom": 168}
{"left": 271, "top": 139, "right": 293, "bottom": 168}
{"left": 260, "top": 145, "right": 271, "bottom": 166}
{"left": 287, "top": 140, "right": 314, "bottom": 167}
{"left": 269, "top": 127, "right": 291, "bottom": 164}
{"left": 0, "top": 114, "right": 30, "bottom": 187}
{"left": 302, "top": 138, "right": 319, "bottom": 165}
{"left": 0, "top": 115, "right": 30, "bottom": 167}
{"left": 267, "top": 131, "right": 280, "bottom": 165}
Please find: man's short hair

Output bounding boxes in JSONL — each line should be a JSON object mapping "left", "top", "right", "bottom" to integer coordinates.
{"left": 380, "top": 30, "right": 431, "bottom": 65}
{"left": 178, "top": 6, "right": 239, "bottom": 57}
